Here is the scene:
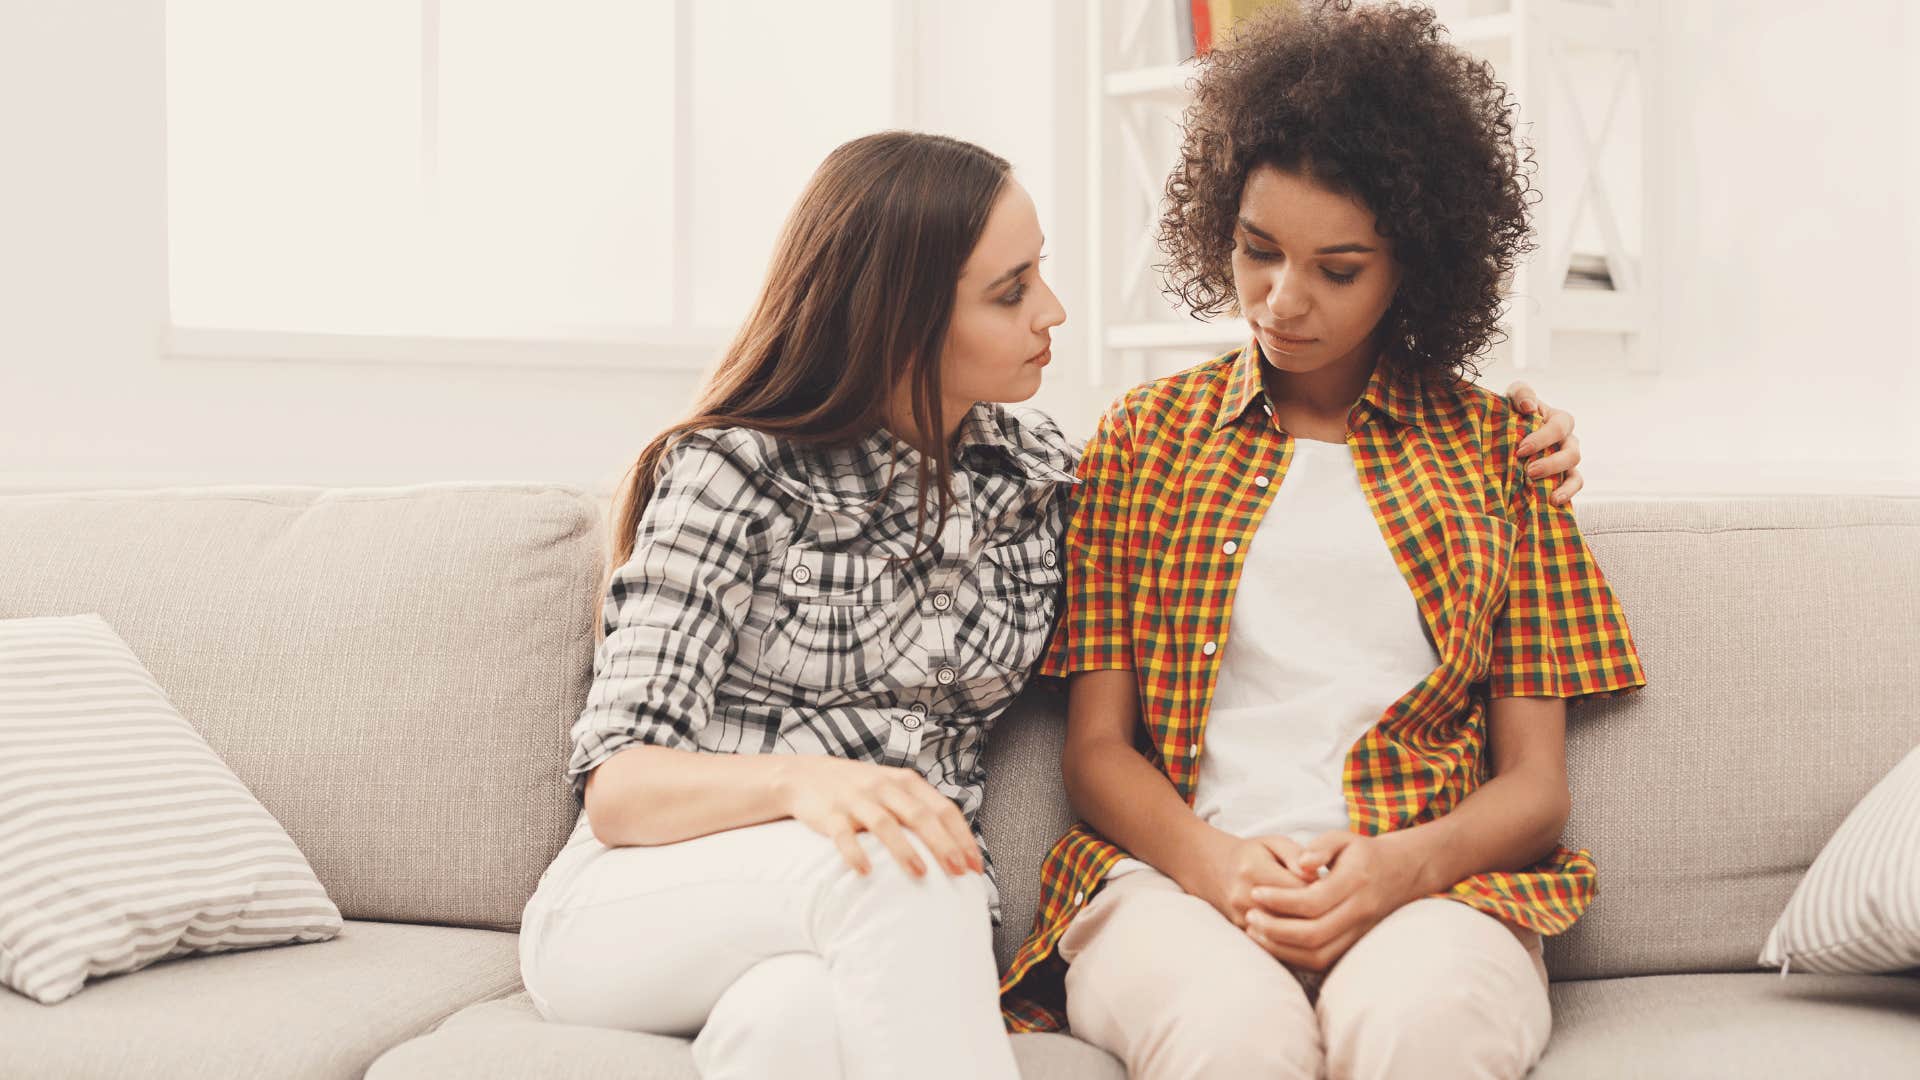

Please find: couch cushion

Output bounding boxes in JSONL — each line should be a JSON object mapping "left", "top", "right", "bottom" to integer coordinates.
{"left": 979, "top": 682, "right": 1075, "bottom": 973}
{"left": 1534, "top": 972, "right": 1920, "bottom": 1078}
{"left": 366, "top": 990, "right": 1125, "bottom": 1080}
{"left": 0, "top": 612, "right": 342, "bottom": 1004}
{"left": 978, "top": 497, "right": 1920, "bottom": 985}
{"left": 0, "top": 919, "right": 521, "bottom": 1079}
{"left": 1548, "top": 497, "right": 1920, "bottom": 980}
{"left": 1762, "top": 743, "right": 1920, "bottom": 974}
{"left": 0, "top": 483, "right": 603, "bottom": 930}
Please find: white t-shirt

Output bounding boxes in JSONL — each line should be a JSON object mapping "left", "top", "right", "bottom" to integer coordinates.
{"left": 1108, "top": 436, "right": 1440, "bottom": 879}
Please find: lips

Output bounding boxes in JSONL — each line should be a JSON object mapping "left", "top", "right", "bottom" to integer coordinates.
{"left": 1260, "top": 325, "right": 1316, "bottom": 346}
{"left": 1027, "top": 345, "right": 1052, "bottom": 365}
{"left": 1251, "top": 322, "right": 1313, "bottom": 349}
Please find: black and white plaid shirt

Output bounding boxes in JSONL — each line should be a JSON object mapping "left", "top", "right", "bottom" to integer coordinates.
{"left": 566, "top": 403, "right": 1080, "bottom": 918}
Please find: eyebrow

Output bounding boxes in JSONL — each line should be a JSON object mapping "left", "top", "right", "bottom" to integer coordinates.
{"left": 983, "top": 237, "right": 1049, "bottom": 291}
{"left": 984, "top": 261, "right": 1032, "bottom": 291}
{"left": 1238, "top": 217, "right": 1376, "bottom": 255}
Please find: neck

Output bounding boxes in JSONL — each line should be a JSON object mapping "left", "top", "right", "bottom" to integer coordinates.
{"left": 1262, "top": 338, "right": 1381, "bottom": 427}
{"left": 883, "top": 395, "right": 972, "bottom": 460}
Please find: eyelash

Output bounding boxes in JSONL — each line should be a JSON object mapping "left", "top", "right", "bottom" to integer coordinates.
{"left": 999, "top": 254, "right": 1050, "bottom": 306}
{"left": 1240, "top": 244, "right": 1360, "bottom": 285}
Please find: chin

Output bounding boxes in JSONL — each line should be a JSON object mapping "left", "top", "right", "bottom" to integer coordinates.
{"left": 986, "top": 369, "right": 1046, "bottom": 404}
{"left": 1257, "top": 341, "right": 1341, "bottom": 374}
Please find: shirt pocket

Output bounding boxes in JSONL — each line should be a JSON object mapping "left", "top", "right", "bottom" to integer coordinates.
{"left": 979, "top": 535, "right": 1065, "bottom": 639}
{"left": 761, "top": 545, "right": 908, "bottom": 690}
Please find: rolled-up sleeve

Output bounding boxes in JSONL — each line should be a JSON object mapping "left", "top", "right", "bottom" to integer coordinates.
{"left": 565, "top": 434, "right": 770, "bottom": 804}
{"left": 1038, "top": 403, "right": 1135, "bottom": 678}
{"left": 1488, "top": 417, "right": 1646, "bottom": 701}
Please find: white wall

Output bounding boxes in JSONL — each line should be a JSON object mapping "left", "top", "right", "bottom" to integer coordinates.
{"left": 1, "top": 1, "right": 1915, "bottom": 497}
{"left": 0, "top": 0, "right": 1099, "bottom": 497}
{"left": 1469, "top": 0, "right": 1920, "bottom": 496}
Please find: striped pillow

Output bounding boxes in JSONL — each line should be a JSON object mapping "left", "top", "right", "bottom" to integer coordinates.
{"left": 0, "top": 613, "right": 341, "bottom": 1004}
{"left": 1760, "top": 743, "right": 1920, "bottom": 975}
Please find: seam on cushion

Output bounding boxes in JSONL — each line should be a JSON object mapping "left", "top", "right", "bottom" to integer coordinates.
{"left": 1, "top": 484, "right": 594, "bottom": 506}
{"left": 1581, "top": 521, "right": 1920, "bottom": 537}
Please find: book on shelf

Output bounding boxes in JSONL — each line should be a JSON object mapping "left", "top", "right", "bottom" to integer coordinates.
{"left": 1179, "top": 0, "right": 1296, "bottom": 58}
{"left": 1176, "top": 0, "right": 1204, "bottom": 59}
{"left": 1564, "top": 252, "right": 1617, "bottom": 291}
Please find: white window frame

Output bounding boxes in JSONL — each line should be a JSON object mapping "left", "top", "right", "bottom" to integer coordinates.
{"left": 160, "top": 0, "right": 920, "bottom": 372}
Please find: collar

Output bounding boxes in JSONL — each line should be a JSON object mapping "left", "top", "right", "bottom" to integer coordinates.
{"left": 1211, "top": 338, "right": 1452, "bottom": 434}
{"left": 859, "top": 402, "right": 1076, "bottom": 485}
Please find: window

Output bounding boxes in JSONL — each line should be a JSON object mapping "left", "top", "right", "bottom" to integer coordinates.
{"left": 164, "top": 0, "right": 907, "bottom": 367}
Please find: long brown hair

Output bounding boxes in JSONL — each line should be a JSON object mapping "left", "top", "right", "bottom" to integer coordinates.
{"left": 609, "top": 131, "right": 1012, "bottom": 576}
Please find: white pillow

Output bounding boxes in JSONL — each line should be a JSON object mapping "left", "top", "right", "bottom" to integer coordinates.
{"left": 0, "top": 613, "right": 341, "bottom": 1004}
{"left": 1760, "top": 743, "right": 1920, "bottom": 975}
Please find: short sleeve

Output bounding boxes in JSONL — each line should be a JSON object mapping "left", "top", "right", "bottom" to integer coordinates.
{"left": 1037, "top": 402, "right": 1135, "bottom": 678}
{"left": 564, "top": 434, "right": 771, "bottom": 804}
{"left": 1488, "top": 427, "right": 1647, "bottom": 701}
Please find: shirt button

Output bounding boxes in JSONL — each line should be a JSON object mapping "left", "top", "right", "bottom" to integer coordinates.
{"left": 937, "top": 666, "right": 957, "bottom": 685}
{"left": 909, "top": 701, "right": 928, "bottom": 716}
{"left": 901, "top": 714, "right": 922, "bottom": 731}
{"left": 1043, "top": 549, "right": 1058, "bottom": 568}
{"left": 932, "top": 591, "right": 953, "bottom": 612}
{"left": 789, "top": 563, "right": 812, "bottom": 585}
{"left": 1255, "top": 476, "right": 1270, "bottom": 488}
{"left": 1073, "top": 890, "right": 1087, "bottom": 905}
{"left": 1201, "top": 642, "right": 1217, "bottom": 656}
{"left": 1222, "top": 540, "right": 1238, "bottom": 555}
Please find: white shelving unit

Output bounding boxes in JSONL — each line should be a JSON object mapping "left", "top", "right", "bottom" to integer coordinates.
{"left": 1084, "top": 0, "right": 1663, "bottom": 386}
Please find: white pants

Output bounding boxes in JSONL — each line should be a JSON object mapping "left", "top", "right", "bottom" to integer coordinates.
{"left": 1060, "top": 867, "right": 1553, "bottom": 1080}
{"left": 518, "top": 818, "right": 1019, "bottom": 1080}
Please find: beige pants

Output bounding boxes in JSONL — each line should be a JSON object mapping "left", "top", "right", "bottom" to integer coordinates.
{"left": 1059, "top": 867, "right": 1552, "bottom": 1080}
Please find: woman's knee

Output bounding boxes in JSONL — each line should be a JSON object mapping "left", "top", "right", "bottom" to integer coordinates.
{"left": 693, "top": 954, "right": 843, "bottom": 1080}
{"left": 1317, "top": 903, "right": 1551, "bottom": 1079}
{"left": 1063, "top": 885, "right": 1322, "bottom": 1078}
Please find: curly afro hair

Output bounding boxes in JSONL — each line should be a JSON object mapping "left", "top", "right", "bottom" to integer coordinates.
{"left": 1160, "top": 0, "right": 1536, "bottom": 380}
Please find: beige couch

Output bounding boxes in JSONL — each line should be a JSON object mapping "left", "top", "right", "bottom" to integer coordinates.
{"left": 3, "top": 483, "right": 1917, "bottom": 1078}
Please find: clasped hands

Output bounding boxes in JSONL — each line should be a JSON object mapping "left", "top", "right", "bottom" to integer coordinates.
{"left": 1198, "top": 828, "right": 1431, "bottom": 973}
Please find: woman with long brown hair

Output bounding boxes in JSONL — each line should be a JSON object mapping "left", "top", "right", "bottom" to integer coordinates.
{"left": 516, "top": 128, "right": 1583, "bottom": 1079}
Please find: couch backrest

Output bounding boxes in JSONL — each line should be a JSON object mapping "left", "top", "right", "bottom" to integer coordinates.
{"left": 9, "top": 486, "right": 1917, "bottom": 977}
{"left": 980, "top": 496, "right": 1920, "bottom": 981}
{"left": 0, "top": 484, "right": 601, "bottom": 932}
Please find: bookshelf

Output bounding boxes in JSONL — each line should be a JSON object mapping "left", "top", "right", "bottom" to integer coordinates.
{"left": 1083, "top": 0, "right": 1663, "bottom": 385}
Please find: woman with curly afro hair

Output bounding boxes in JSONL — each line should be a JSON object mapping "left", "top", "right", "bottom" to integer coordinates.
{"left": 998, "top": 2, "right": 1647, "bottom": 1076}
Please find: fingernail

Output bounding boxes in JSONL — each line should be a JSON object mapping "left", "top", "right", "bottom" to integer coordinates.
{"left": 1527, "top": 464, "right": 1544, "bottom": 478}
{"left": 949, "top": 855, "right": 966, "bottom": 874}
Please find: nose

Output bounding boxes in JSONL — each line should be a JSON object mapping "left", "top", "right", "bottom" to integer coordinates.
{"left": 1034, "top": 274, "right": 1067, "bottom": 331}
{"left": 1265, "top": 265, "right": 1310, "bottom": 321}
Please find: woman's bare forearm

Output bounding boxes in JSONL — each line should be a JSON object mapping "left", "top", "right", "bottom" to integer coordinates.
{"left": 1392, "top": 696, "right": 1573, "bottom": 896}
{"left": 1062, "top": 669, "right": 1232, "bottom": 892}
{"left": 582, "top": 744, "right": 794, "bottom": 847}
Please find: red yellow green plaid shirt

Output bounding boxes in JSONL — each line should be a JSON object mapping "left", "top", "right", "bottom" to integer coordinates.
{"left": 999, "top": 344, "right": 1647, "bottom": 1032}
